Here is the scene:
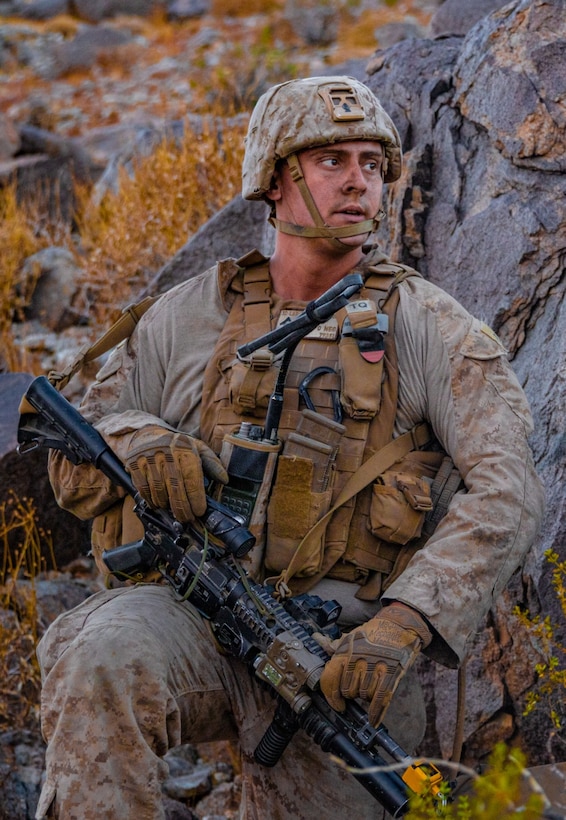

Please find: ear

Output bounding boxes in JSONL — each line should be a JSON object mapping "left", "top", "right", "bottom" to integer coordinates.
{"left": 265, "top": 169, "right": 282, "bottom": 202}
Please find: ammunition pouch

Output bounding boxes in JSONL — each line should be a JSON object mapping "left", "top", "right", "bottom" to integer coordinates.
{"left": 367, "top": 450, "right": 442, "bottom": 545}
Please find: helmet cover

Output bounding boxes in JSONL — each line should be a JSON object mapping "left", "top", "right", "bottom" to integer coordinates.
{"left": 242, "top": 76, "right": 402, "bottom": 200}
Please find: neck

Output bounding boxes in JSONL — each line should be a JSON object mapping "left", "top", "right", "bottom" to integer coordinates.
{"left": 269, "top": 235, "right": 365, "bottom": 300}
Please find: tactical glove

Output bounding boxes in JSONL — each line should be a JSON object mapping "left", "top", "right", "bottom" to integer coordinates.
{"left": 124, "top": 426, "right": 228, "bottom": 523}
{"left": 319, "top": 604, "right": 432, "bottom": 727}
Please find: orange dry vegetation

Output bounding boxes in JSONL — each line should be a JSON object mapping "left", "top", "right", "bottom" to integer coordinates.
{"left": 0, "top": 0, "right": 433, "bottom": 368}
{"left": 75, "top": 114, "right": 248, "bottom": 325}
{"left": 0, "top": 493, "right": 56, "bottom": 731}
{"left": 0, "top": 113, "right": 247, "bottom": 370}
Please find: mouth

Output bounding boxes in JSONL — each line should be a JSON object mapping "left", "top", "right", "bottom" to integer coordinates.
{"left": 334, "top": 206, "right": 367, "bottom": 222}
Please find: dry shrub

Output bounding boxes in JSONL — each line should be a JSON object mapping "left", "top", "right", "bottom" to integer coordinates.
{"left": 0, "top": 182, "right": 74, "bottom": 371}
{"left": 332, "top": 2, "right": 433, "bottom": 63}
{"left": 406, "top": 743, "right": 546, "bottom": 818}
{"left": 0, "top": 493, "right": 55, "bottom": 731}
{"left": 91, "top": 43, "right": 148, "bottom": 78}
{"left": 212, "top": 0, "right": 283, "bottom": 16}
{"left": 200, "top": 35, "right": 302, "bottom": 111}
{"left": 76, "top": 115, "right": 248, "bottom": 325}
{"left": 0, "top": 184, "right": 45, "bottom": 371}
{"left": 515, "top": 550, "right": 566, "bottom": 761}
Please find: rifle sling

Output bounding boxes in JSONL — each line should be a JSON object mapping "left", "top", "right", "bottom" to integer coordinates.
{"left": 48, "top": 296, "right": 158, "bottom": 391}
{"left": 272, "top": 421, "right": 431, "bottom": 597}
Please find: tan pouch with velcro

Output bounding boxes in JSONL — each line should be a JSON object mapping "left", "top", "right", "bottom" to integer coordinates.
{"left": 265, "top": 455, "right": 333, "bottom": 576}
{"left": 265, "top": 409, "right": 344, "bottom": 577}
{"left": 368, "top": 451, "right": 443, "bottom": 544}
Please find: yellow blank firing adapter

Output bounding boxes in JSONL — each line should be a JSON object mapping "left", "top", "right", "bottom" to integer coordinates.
{"left": 402, "top": 759, "right": 444, "bottom": 798}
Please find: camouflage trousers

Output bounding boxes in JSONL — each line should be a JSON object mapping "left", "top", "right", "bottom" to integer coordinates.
{"left": 35, "top": 584, "right": 426, "bottom": 820}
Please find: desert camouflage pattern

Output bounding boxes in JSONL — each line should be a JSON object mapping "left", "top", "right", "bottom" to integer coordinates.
{"left": 40, "top": 247, "right": 544, "bottom": 817}
{"left": 241, "top": 76, "right": 402, "bottom": 199}
{"left": 35, "top": 584, "right": 425, "bottom": 819}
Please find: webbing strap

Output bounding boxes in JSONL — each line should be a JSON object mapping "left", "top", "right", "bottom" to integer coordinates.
{"left": 273, "top": 421, "right": 432, "bottom": 597}
{"left": 242, "top": 263, "right": 272, "bottom": 340}
{"left": 48, "top": 295, "right": 157, "bottom": 391}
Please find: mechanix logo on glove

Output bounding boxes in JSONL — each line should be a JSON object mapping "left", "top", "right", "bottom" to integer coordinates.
{"left": 320, "top": 604, "right": 432, "bottom": 726}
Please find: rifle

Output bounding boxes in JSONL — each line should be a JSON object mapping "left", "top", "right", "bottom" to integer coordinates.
{"left": 18, "top": 375, "right": 447, "bottom": 816}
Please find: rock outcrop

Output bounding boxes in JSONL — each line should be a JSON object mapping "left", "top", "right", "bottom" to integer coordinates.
{"left": 145, "top": 0, "right": 566, "bottom": 766}
{"left": 0, "top": 0, "right": 564, "bottom": 815}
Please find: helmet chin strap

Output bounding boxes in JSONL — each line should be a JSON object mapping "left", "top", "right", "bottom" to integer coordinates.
{"left": 268, "top": 153, "right": 384, "bottom": 250}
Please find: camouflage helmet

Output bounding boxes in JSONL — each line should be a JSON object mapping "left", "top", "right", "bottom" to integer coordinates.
{"left": 242, "top": 76, "right": 402, "bottom": 201}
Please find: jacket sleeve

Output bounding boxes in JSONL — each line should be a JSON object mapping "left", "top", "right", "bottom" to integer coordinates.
{"left": 47, "top": 266, "right": 226, "bottom": 521}
{"left": 383, "top": 280, "right": 545, "bottom": 667}
{"left": 47, "top": 335, "right": 172, "bottom": 520}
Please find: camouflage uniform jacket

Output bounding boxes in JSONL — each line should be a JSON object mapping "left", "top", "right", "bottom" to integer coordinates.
{"left": 48, "top": 248, "right": 545, "bottom": 668}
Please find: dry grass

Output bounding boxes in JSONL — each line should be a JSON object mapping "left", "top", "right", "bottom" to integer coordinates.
{"left": 212, "top": 0, "right": 283, "bottom": 14}
{"left": 0, "top": 185, "right": 56, "bottom": 371}
{"left": 0, "top": 493, "right": 56, "bottom": 731}
{"left": 74, "top": 113, "right": 248, "bottom": 326}
{"left": 515, "top": 551, "right": 566, "bottom": 761}
{"left": 0, "top": 182, "right": 75, "bottom": 371}
{"left": 0, "top": 112, "right": 248, "bottom": 363}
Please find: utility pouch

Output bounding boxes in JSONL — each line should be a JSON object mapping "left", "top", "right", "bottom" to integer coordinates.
{"left": 228, "top": 349, "right": 279, "bottom": 416}
{"left": 368, "top": 451, "right": 444, "bottom": 545}
{"left": 338, "top": 302, "right": 388, "bottom": 420}
{"left": 215, "top": 427, "right": 281, "bottom": 577}
{"left": 265, "top": 410, "right": 345, "bottom": 577}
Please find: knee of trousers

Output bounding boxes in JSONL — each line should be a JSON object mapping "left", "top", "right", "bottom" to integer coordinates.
{"left": 37, "top": 586, "right": 186, "bottom": 683}
{"left": 39, "top": 626, "right": 184, "bottom": 778}
{"left": 46, "top": 618, "right": 169, "bottom": 698}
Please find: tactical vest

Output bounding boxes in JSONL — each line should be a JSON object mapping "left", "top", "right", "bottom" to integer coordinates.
{"left": 200, "top": 251, "right": 448, "bottom": 601}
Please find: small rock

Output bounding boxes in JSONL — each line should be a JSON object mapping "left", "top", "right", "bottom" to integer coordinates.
{"left": 73, "top": 0, "right": 159, "bottom": 23}
{"left": 13, "top": 0, "right": 70, "bottom": 20}
{"left": 283, "top": 0, "right": 340, "bottom": 46}
{"left": 167, "top": 0, "right": 211, "bottom": 21}
{"left": 163, "top": 764, "right": 213, "bottom": 801}
{"left": 0, "top": 113, "right": 21, "bottom": 160}
{"left": 195, "top": 777, "right": 242, "bottom": 819}
{"left": 48, "top": 25, "right": 135, "bottom": 80}
{"left": 19, "top": 247, "right": 83, "bottom": 332}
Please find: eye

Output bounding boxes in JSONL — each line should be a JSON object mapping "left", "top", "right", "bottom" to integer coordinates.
{"left": 320, "top": 155, "right": 340, "bottom": 167}
{"left": 364, "top": 158, "right": 382, "bottom": 173}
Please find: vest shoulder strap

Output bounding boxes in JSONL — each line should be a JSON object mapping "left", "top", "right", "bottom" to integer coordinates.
{"left": 364, "top": 261, "right": 422, "bottom": 302}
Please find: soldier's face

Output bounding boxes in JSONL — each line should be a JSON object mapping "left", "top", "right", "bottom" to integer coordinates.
{"left": 269, "top": 140, "right": 385, "bottom": 249}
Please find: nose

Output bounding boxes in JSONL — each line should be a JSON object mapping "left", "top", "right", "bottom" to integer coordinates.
{"left": 342, "top": 159, "right": 367, "bottom": 193}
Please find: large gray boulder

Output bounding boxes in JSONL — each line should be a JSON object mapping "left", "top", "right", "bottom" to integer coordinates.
{"left": 0, "top": 374, "right": 91, "bottom": 570}
{"left": 366, "top": 0, "right": 566, "bottom": 765}
{"left": 144, "top": 0, "right": 566, "bottom": 765}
